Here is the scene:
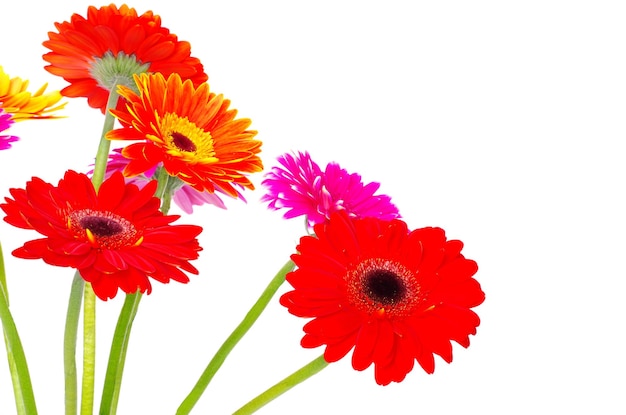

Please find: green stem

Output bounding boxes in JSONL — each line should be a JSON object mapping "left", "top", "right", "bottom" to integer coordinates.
{"left": 80, "top": 283, "right": 96, "bottom": 415}
{"left": 154, "top": 167, "right": 172, "bottom": 213}
{"left": 64, "top": 273, "right": 84, "bottom": 415}
{"left": 91, "top": 86, "right": 120, "bottom": 190}
{"left": 0, "top": 242, "right": 38, "bottom": 415}
{"left": 98, "top": 292, "right": 142, "bottom": 415}
{"left": 0, "top": 242, "right": 7, "bottom": 306}
{"left": 175, "top": 259, "right": 295, "bottom": 415}
{"left": 233, "top": 355, "right": 328, "bottom": 415}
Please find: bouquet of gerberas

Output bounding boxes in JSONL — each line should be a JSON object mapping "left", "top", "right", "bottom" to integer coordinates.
{"left": 0, "top": 4, "right": 485, "bottom": 415}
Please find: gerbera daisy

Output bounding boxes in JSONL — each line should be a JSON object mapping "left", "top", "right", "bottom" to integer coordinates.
{"left": 280, "top": 211, "right": 485, "bottom": 385}
{"left": 42, "top": 4, "right": 207, "bottom": 112}
{"left": 1, "top": 170, "right": 203, "bottom": 300}
{"left": 0, "top": 66, "right": 65, "bottom": 120}
{"left": 0, "top": 109, "right": 19, "bottom": 150}
{"left": 91, "top": 148, "right": 246, "bottom": 213}
{"left": 261, "top": 151, "right": 400, "bottom": 226}
{"left": 106, "top": 72, "right": 263, "bottom": 198}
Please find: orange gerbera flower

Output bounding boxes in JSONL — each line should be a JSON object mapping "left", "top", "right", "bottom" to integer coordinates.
{"left": 42, "top": 4, "right": 207, "bottom": 112}
{"left": 0, "top": 66, "right": 65, "bottom": 120}
{"left": 106, "top": 72, "right": 263, "bottom": 198}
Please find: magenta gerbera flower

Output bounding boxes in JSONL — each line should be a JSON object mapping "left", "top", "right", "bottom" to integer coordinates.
{"left": 261, "top": 151, "right": 400, "bottom": 226}
{"left": 0, "top": 109, "right": 18, "bottom": 151}
{"left": 91, "top": 148, "right": 244, "bottom": 213}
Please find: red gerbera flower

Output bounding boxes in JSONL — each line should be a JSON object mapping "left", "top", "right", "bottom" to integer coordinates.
{"left": 1, "top": 170, "right": 203, "bottom": 300}
{"left": 42, "top": 4, "right": 207, "bottom": 112}
{"left": 280, "top": 211, "right": 485, "bottom": 385}
{"left": 106, "top": 72, "right": 263, "bottom": 198}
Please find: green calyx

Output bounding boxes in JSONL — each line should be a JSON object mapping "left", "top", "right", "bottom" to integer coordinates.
{"left": 89, "top": 51, "right": 150, "bottom": 94}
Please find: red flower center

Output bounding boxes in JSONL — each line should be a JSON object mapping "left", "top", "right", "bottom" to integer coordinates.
{"left": 172, "top": 131, "right": 197, "bottom": 152}
{"left": 68, "top": 209, "right": 141, "bottom": 249}
{"left": 346, "top": 258, "right": 424, "bottom": 318}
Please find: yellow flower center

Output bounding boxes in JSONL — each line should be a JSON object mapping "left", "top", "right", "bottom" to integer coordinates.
{"left": 159, "top": 112, "right": 218, "bottom": 164}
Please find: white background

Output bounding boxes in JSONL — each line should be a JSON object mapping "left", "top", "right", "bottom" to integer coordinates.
{"left": 1, "top": 1, "right": 625, "bottom": 414}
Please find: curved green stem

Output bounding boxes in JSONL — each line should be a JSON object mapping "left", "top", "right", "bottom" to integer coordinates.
{"left": 0, "top": 242, "right": 38, "bottom": 415}
{"left": 98, "top": 292, "right": 142, "bottom": 415}
{"left": 175, "top": 259, "right": 295, "bottom": 415}
{"left": 64, "top": 273, "right": 84, "bottom": 415}
{"left": 233, "top": 355, "right": 328, "bottom": 415}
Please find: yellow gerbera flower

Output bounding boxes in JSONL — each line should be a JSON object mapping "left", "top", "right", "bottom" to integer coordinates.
{"left": 0, "top": 66, "right": 66, "bottom": 120}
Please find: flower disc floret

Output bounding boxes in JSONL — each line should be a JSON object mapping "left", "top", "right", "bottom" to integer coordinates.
{"left": 346, "top": 257, "right": 423, "bottom": 318}
{"left": 67, "top": 208, "right": 141, "bottom": 249}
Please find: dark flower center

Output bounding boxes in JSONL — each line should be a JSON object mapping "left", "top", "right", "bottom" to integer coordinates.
{"left": 172, "top": 132, "right": 197, "bottom": 152}
{"left": 345, "top": 258, "right": 423, "bottom": 318}
{"left": 364, "top": 269, "right": 406, "bottom": 305}
{"left": 67, "top": 209, "right": 141, "bottom": 250}
{"left": 79, "top": 216, "right": 123, "bottom": 237}
{"left": 161, "top": 113, "right": 215, "bottom": 160}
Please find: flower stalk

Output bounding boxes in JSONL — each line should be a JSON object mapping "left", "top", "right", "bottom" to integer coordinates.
{"left": 175, "top": 259, "right": 295, "bottom": 415}
{"left": 80, "top": 283, "right": 96, "bottom": 415}
{"left": 233, "top": 355, "right": 328, "bottom": 415}
{"left": 0, "top": 243, "right": 38, "bottom": 415}
{"left": 91, "top": 86, "right": 120, "bottom": 190}
{"left": 98, "top": 292, "right": 142, "bottom": 415}
{"left": 63, "top": 273, "right": 84, "bottom": 415}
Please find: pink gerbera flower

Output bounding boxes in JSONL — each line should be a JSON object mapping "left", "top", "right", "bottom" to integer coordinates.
{"left": 261, "top": 151, "right": 400, "bottom": 226}
{"left": 0, "top": 109, "right": 18, "bottom": 150}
